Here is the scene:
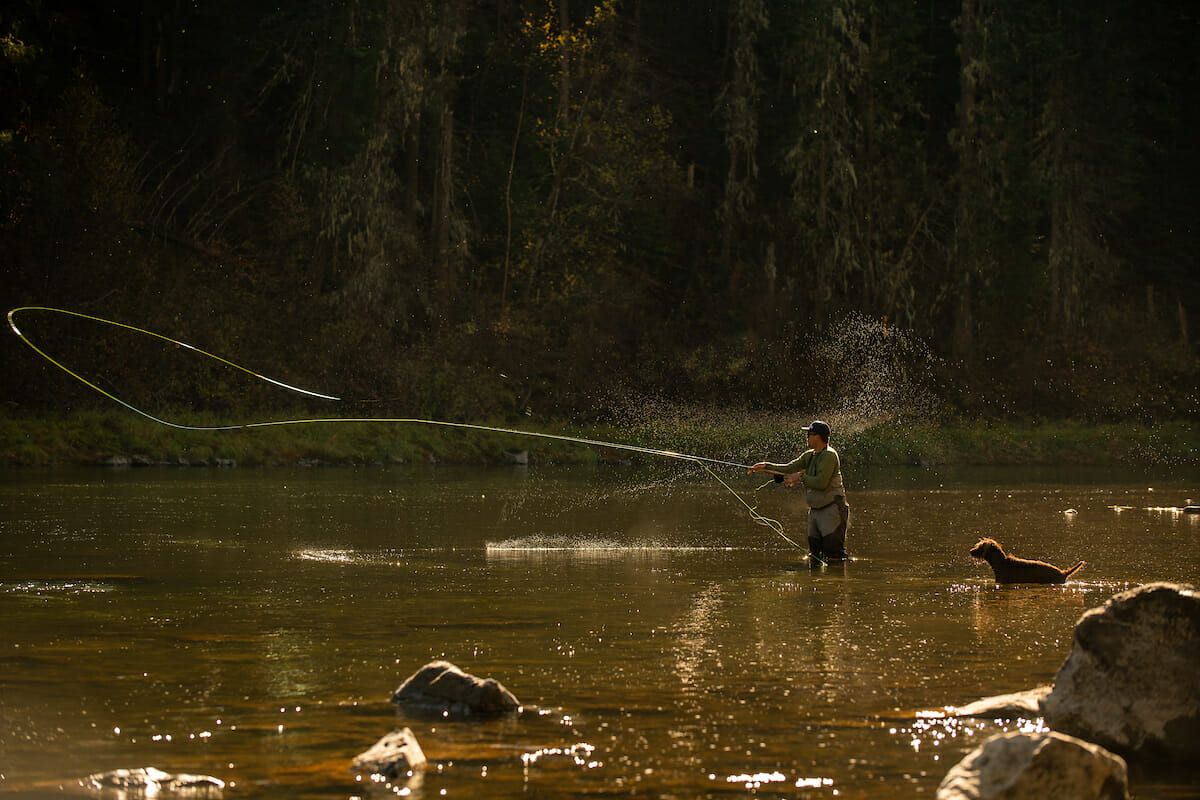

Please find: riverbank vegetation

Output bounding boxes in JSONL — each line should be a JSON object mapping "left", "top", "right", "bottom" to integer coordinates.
{"left": 2, "top": 407, "right": 1195, "bottom": 469}
{"left": 2, "top": 2, "right": 1196, "bottom": 457}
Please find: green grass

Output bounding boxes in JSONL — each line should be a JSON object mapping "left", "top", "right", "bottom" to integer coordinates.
{"left": 0, "top": 408, "right": 1195, "bottom": 468}
{"left": 839, "top": 420, "right": 1199, "bottom": 467}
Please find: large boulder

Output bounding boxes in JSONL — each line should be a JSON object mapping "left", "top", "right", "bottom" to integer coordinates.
{"left": 936, "top": 731, "right": 1128, "bottom": 800}
{"left": 1041, "top": 582, "right": 1200, "bottom": 760}
{"left": 391, "top": 660, "right": 521, "bottom": 717}
{"left": 352, "top": 728, "right": 426, "bottom": 779}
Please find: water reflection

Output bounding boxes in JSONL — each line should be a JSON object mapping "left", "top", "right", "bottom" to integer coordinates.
{"left": 486, "top": 534, "right": 737, "bottom": 554}
{"left": 264, "top": 631, "right": 322, "bottom": 698}
{"left": 672, "top": 583, "right": 724, "bottom": 700}
{"left": 1, "top": 465, "right": 1198, "bottom": 799}
{"left": 1, "top": 578, "right": 121, "bottom": 596}
{"left": 294, "top": 548, "right": 358, "bottom": 564}
{"left": 968, "top": 582, "right": 1102, "bottom": 641}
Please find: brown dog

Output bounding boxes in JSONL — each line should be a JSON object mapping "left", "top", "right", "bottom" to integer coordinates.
{"left": 969, "top": 538, "right": 1086, "bottom": 584}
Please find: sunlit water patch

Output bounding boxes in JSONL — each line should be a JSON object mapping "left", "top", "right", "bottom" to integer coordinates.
{"left": 887, "top": 712, "right": 1050, "bottom": 761}
{"left": 0, "top": 578, "right": 121, "bottom": 596}
{"left": 486, "top": 534, "right": 740, "bottom": 553}
{"left": 293, "top": 547, "right": 359, "bottom": 563}
{"left": 521, "top": 742, "right": 600, "bottom": 769}
{"left": 290, "top": 547, "right": 442, "bottom": 565}
{"left": 704, "top": 770, "right": 838, "bottom": 793}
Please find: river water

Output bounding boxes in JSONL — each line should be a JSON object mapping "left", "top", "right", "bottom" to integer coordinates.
{"left": 1, "top": 463, "right": 1198, "bottom": 799}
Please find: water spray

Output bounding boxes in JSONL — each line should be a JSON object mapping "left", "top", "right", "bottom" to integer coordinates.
{"left": 7, "top": 306, "right": 807, "bottom": 551}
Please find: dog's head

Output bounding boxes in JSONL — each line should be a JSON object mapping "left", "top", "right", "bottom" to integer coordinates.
{"left": 969, "top": 538, "right": 1003, "bottom": 560}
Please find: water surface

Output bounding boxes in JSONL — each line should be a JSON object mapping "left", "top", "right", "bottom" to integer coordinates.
{"left": 2, "top": 463, "right": 1198, "bottom": 798}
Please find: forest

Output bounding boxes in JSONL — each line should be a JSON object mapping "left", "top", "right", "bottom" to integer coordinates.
{"left": 2, "top": 0, "right": 1197, "bottom": 428}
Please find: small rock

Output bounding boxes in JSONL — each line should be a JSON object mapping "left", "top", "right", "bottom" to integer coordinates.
{"left": 944, "top": 686, "right": 1051, "bottom": 719}
{"left": 352, "top": 728, "right": 426, "bottom": 778}
{"left": 392, "top": 660, "right": 520, "bottom": 717}
{"left": 82, "top": 767, "right": 225, "bottom": 794}
{"left": 936, "top": 731, "right": 1128, "bottom": 800}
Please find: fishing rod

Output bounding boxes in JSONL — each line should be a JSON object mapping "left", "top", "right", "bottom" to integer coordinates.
{"left": 7, "top": 305, "right": 806, "bottom": 549}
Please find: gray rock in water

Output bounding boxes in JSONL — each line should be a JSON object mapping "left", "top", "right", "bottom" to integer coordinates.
{"left": 352, "top": 727, "right": 427, "bottom": 778}
{"left": 945, "top": 686, "right": 1051, "bottom": 719}
{"left": 936, "top": 731, "right": 1128, "bottom": 800}
{"left": 391, "top": 660, "right": 521, "bottom": 717}
{"left": 82, "top": 767, "right": 225, "bottom": 794}
{"left": 1042, "top": 582, "right": 1200, "bottom": 761}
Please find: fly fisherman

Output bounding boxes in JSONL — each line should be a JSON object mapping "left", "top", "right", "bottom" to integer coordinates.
{"left": 749, "top": 420, "right": 849, "bottom": 561}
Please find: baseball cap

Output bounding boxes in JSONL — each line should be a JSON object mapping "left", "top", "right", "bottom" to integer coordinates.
{"left": 803, "top": 420, "right": 831, "bottom": 439}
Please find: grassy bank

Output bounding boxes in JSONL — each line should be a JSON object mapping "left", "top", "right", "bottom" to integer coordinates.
{"left": 0, "top": 408, "right": 1196, "bottom": 469}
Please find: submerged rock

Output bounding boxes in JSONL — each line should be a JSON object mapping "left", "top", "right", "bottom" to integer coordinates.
{"left": 391, "top": 660, "right": 521, "bottom": 717}
{"left": 1042, "top": 582, "right": 1200, "bottom": 761}
{"left": 82, "top": 767, "right": 224, "bottom": 795}
{"left": 944, "top": 686, "right": 1051, "bottom": 719}
{"left": 936, "top": 731, "right": 1128, "bottom": 800}
{"left": 352, "top": 728, "right": 427, "bottom": 778}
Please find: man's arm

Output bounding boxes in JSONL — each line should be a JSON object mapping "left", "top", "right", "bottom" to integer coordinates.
{"left": 767, "top": 451, "right": 810, "bottom": 474}
{"left": 798, "top": 450, "right": 836, "bottom": 490}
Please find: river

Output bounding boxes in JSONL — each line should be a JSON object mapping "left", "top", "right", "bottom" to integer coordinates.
{"left": 2, "top": 463, "right": 1198, "bottom": 798}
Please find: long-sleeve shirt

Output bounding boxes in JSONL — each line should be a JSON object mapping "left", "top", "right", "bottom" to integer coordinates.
{"left": 764, "top": 446, "right": 846, "bottom": 509}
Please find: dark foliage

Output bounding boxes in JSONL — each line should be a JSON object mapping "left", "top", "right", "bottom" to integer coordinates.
{"left": 1, "top": 0, "right": 1196, "bottom": 423}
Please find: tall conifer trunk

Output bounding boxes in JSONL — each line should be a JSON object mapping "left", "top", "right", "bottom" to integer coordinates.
{"left": 951, "top": 0, "right": 982, "bottom": 360}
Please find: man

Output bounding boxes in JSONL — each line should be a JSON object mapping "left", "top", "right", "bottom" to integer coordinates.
{"left": 749, "top": 420, "right": 849, "bottom": 561}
